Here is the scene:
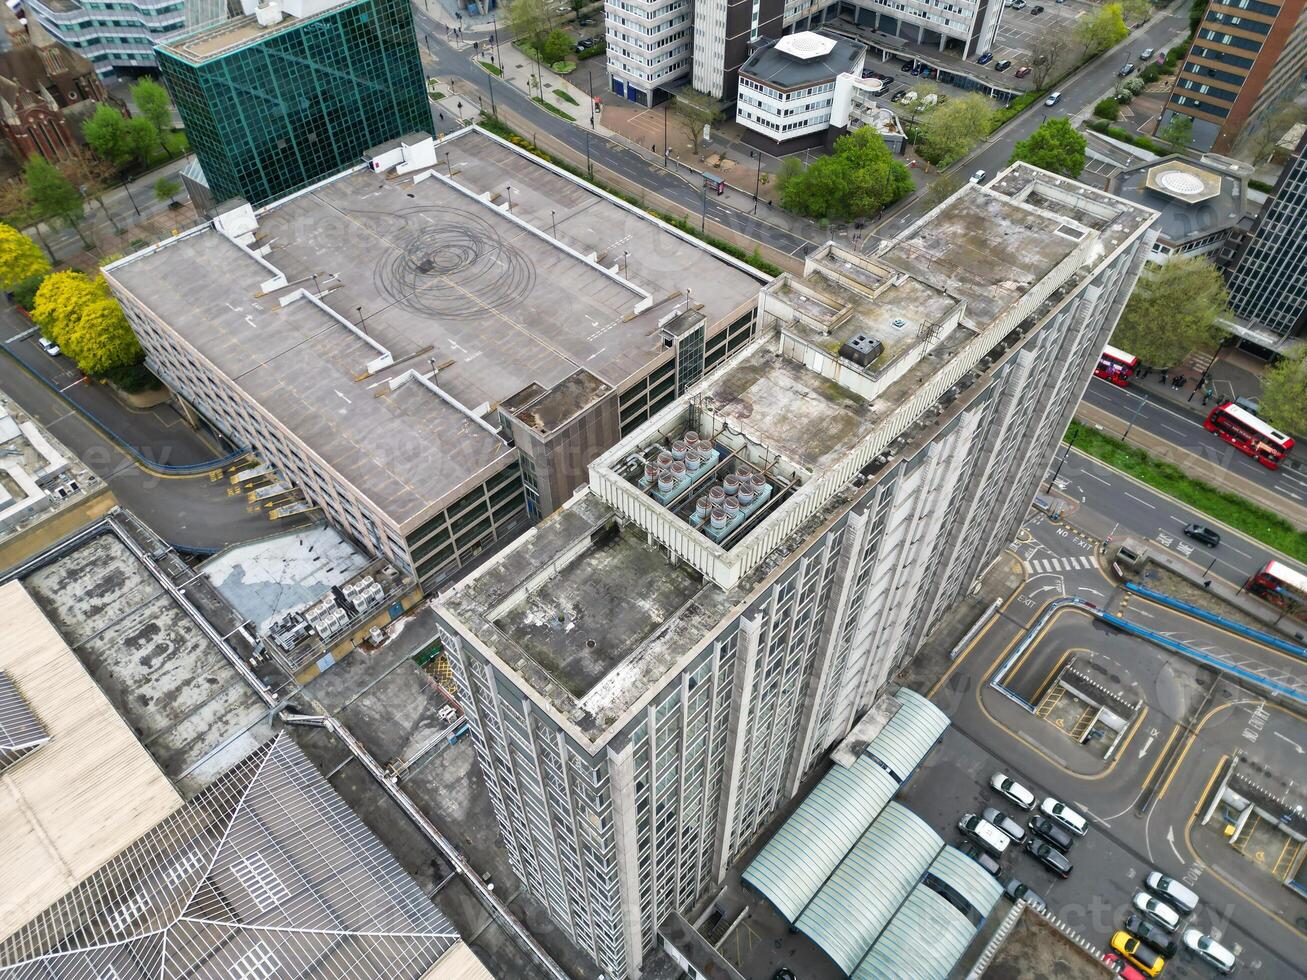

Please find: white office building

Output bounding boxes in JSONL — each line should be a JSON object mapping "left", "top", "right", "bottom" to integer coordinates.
{"left": 24, "top": 0, "right": 228, "bottom": 75}
{"left": 434, "top": 166, "right": 1158, "bottom": 979}
{"left": 606, "top": 0, "right": 695, "bottom": 105}
{"left": 735, "top": 31, "right": 864, "bottom": 149}
{"left": 835, "top": 0, "right": 1004, "bottom": 59}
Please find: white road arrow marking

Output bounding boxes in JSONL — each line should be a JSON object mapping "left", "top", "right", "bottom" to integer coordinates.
{"left": 1274, "top": 731, "right": 1305, "bottom": 754}
{"left": 1138, "top": 733, "right": 1156, "bottom": 759}
{"left": 1166, "top": 825, "right": 1184, "bottom": 865}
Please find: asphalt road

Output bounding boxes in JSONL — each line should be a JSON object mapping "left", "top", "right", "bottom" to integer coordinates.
{"left": 1083, "top": 377, "right": 1307, "bottom": 509}
{"left": 875, "top": 3, "right": 1193, "bottom": 239}
{"left": 413, "top": 23, "right": 817, "bottom": 259}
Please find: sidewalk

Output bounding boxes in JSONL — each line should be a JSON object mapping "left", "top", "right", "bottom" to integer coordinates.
{"left": 1133, "top": 345, "right": 1267, "bottom": 415}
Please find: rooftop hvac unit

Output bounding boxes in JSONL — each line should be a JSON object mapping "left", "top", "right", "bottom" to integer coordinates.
{"left": 838, "top": 332, "right": 884, "bottom": 368}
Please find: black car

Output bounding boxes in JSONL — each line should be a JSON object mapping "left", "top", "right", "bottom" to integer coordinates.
{"left": 772, "top": 969, "right": 797, "bottom": 980}
{"left": 1004, "top": 879, "right": 1046, "bottom": 910}
{"left": 1028, "top": 815, "right": 1074, "bottom": 852}
{"left": 1025, "top": 838, "right": 1072, "bottom": 877}
{"left": 1184, "top": 523, "right": 1221, "bottom": 547}
{"left": 1123, "top": 912, "right": 1179, "bottom": 957}
{"left": 1031, "top": 4, "right": 1045, "bottom": 11}
{"left": 959, "top": 840, "right": 1003, "bottom": 877}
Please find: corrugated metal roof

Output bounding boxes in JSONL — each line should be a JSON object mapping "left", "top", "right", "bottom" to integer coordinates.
{"left": 795, "top": 803, "right": 942, "bottom": 974}
{"left": 851, "top": 886, "right": 978, "bottom": 980}
{"left": 929, "top": 845, "right": 1004, "bottom": 914}
{"left": 742, "top": 754, "right": 898, "bottom": 921}
{"left": 864, "top": 688, "right": 949, "bottom": 783}
{"left": 0, "top": 670, "right": 48, "bottom": 776}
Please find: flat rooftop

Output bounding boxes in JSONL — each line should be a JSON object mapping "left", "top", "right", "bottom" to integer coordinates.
{"left": 18, "top": 528, "right": 271, "bottom": 791}
{"left": 0, "top": 581, "right": 181, "bottom": 943}
{"left": 741, "top": 31, "right": 864, "bottom": 88}
{"left": 158, "top": 0, "right": 356, "bottom": 62}
{"left": 106, "top": 128, "right": 762, "bottom": 529}
{"left": 443, "top": 166, "right": 1158, "bottom": 745}
{"left": 1111, "top": 155, "right": 1245, "bottom": 246}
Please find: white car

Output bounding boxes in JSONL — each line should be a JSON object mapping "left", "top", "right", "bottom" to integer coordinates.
{"left": 1045, "top": 91, "right": 1062, "bottom": 107}
{"left": 1133, "top": 891, "right": 1181, "bottom": 932}
{"left": 990, "top": 772, "right": 1036, "bottom": 810}
{"left": 1040, "top": 797, "right": 1087, "bottom": 836}
{"left": 1146, "top": 871, "right": 1199, "bottom": 913}
{"left": 37, "top": 337, "right": 59, "bottom": 356}
{"left": 958, "top": 813, "right": 1010, "bottom": 856}
{"left": 1183, "top": 928, "right": 1236, "bottom": 973}
{"left": 1140, "top": 47, "right": 1155, "bottom": 60}
{"left": 969, "top": 169, "right": 988, "bottom": 184}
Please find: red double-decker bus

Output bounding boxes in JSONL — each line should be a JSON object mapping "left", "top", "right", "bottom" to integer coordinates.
{"left": 1246, "top": 560, "right": 1307, "bottom": 621}
{"left": 1094, "top": 344, "right": 1139, "bottom": 386}
{"left": 1204, "top": 402, "right": 1294, "bottom": 469}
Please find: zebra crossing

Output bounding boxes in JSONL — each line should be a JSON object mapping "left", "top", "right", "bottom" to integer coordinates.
{"left": 1027, "top": 555, "right": 1097, "bottom": 574}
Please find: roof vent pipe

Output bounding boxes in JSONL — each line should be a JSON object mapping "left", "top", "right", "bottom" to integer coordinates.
{"left": 255, "top": 0, "right": 283, "bottom": 25}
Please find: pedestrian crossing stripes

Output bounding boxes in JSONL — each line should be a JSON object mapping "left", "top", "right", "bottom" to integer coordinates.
{"left": 1028, "top": 555, "right": 1097, "bottom": 574}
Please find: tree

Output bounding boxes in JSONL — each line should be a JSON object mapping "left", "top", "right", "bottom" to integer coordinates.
{"left": 508, "top": 0, "right": 550, "bottom": 50}
{"left": 62, "top": 297, "right": 141, "bottom": 376}
{"left": 1009, "top": 117, "right": 1086, "bottom": 177}
{"left": 1112, "top": 256, "right": 1229, "bottom": 369}
{"left": 775, "top": 156, "right": 804, "bottom": 196}
{"left": 1157, "top": 112, "right": 1194, "bottom": 148}
{"left": 1260, "top": 348, "right": 1307, "bottom": 436}
{"left": 154, "top": 176, "right": 181, "bottom": 206}
{"left": 670, "top": 89, "right": 721, "bottom": 154}
{"left": 1094, "top": 98, "right": 1121, "bottom": 120}
{"left": 59, "top": 147, "right": 123, "bottom": 235}
{"left": 25, "top": 155, "right": 90, "bottom": 248}
{"left": 1075, "top": 3, "right": 1128, "bottom": 58}
{"left": 30, "top": 270, "right": 99, "bottom": 345}
{"left": 1242, "top": 103, "right": 1304, "bottom": 163}
{"left": 1028, "top": 34, "right": 1070, "bottom": 89}
{"left": 130, "top": 77, "right": 172, "bottom": 145}
{"left": 1121, "top": 0, "right": 1151, "bottom": 25}
{"left": 0, "top": 222, "right": 50, "bottom": 290}
{"left": 125, "top": 116, "right": 159, "bottom": 167}
{"left": 780, "top": 128, "right": 913, "bottom": 221}
{"left": 917, "top": 93, "right": 994, "bottom": 166}
{"left": 1189, "top": 0, "right": 1207, "bottom": 33}
{"left": 82, "top": 103, "right": 133, "bottom": 166}
{"left": 921, "top": 171, "right": 963, "bottom": 210}
{"left": 540, "top": 27, "right": 573, "bottom": 64}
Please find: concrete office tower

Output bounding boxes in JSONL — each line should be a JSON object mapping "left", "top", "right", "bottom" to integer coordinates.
{"left": 155, "top": 0, "right": 428, "bottom": 207}
{"left": 434, "top": 166, "right": 1157, "bottom": 979}
{"left": 829, "top": 0, "right": 1004, "bottom": 59}
{"left": 606, "top": 0, "right": 695, "bottom": 105}
{"left": 23, "top": 0, "right": 229, "bottom": 76}
{"left": 103, "top": 128, "right": 764, "bottom": 595}
{"left": 1159, "top": 0, "right": 1307, "bottom": 153}
{"left": 691, "top": 0, "right": 783, "bottom": 99}
{"left": 1225, "top": 128, "right": 1307, "bottom": 343}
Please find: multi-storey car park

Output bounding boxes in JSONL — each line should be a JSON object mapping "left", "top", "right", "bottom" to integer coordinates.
{"left": 102, "top": 126, "right": 765, "bottom": 597}
{"left": 433, "top": 165, "right": 1158, "bottom": 980}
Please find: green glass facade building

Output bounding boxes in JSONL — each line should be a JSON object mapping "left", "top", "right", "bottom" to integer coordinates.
{"left": 156, "top": 0, "right": 429, "bottom": 207}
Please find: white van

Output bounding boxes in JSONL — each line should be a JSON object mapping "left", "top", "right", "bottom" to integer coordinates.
{"left": 958, "top": 813, "right": 1010, "bottom": 857}
{"left": 1146, "top": 871, "right": 1199, "bottom": 913}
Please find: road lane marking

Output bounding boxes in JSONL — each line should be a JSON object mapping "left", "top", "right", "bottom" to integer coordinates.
{"left": 1124, "top": 491, "right": 1156, "bottom": 508}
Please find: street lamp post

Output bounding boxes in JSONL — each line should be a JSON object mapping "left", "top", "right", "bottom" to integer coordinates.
{"left": 1046, "top": 427, "right": 1078, "bottom": 494}
{"left": 122, "top": 178, "right": 140, "bottom": 216}
{"left": 488, "top": 74, "right": 497, "bottom": 117}
{"left": 1123, "top": 391, "right": 1148, "bottom": 439}
{"left": 492, "top": 14, "right": 502, "bottom": 65}
{"left": 505, "top": 184, "right": 513, "bottom": 214}
{"left": 551, "top": 209, "right": 557, "bottom": 237}
{"left": 753, "top": 152, "right": 762, "bottom": 213}
{"left": 588, "top": 71, "right": 596, "bottom": 128}
{"left": 700, "top": 181, "right": 707, "bottom": 233}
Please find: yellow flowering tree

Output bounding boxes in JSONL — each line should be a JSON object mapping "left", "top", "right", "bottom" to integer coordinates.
{"left": 0, "top": 222, "right": 50, "bottom": 290}
{"left": 30, "top": 271, "right": 141, "bottom": 376}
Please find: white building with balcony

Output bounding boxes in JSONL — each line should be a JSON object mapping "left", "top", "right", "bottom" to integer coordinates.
{"left": 24, "top": 0, "right": 228, "bottom": 75}
{"left": 736, "top": 31, "right": 864, "bottom": 151}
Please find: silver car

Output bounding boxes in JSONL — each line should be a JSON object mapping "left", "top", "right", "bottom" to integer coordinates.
{"left": 983, "top": 806, "right": 1027, "bottom": 844}
{"left": 1183, "top": 929, "right": 1236, "bottom": 973}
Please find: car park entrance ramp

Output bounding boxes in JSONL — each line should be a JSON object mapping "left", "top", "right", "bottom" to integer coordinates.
{"left": 742, "top": 689, "right": 1001, "bottom": 979}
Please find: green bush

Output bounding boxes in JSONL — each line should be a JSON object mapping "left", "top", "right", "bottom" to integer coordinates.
{"left": 552, "top": 60, "right": 576, "bottom": 74}
{"left": 1141, "top": 63, "right": 1161, "bottom": 82}
{"left": 1087, "top": 119, "right": 1163, "bottom": 154}
{"left": 98, "top": 359, "right": 161, "bottom": 394}
{"left": 479, "top": 60, "right": 503, "bottom": 76}
{"left": 1250, "top": 177, "right": 1275, "bottom": 193}
{"left": 1094, "top": 98, "right": 1121, "bottom": 120}
{"left": 990, "top": 91, "right": 1043, "bottom": 132}
{"left": 577, "top": 41, "right": 606, "bottom": 59}
{"left": 555, "top": 88, "right": 579, "bottom": 106}
{"left": 12, "top": 271, "right": 45, "bottom": 310}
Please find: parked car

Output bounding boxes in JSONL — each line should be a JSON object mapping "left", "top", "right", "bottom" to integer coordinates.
{"left": 991, "top": 772, "right": 1036, "bottom": 810}
{"left": 983, "top": 806, "right": 1027, "bottom": 844}
{"left": 1119, "top": 62, "right": 1136, "bottom": 76}
{"left": 772, "top": 969, "right": 797, "bottom": 980}
{"left": 1040, "top": 797, "right": 1087, "bottom": 836}
{"left": 1123, "top": 913, "right": 1178, "bottom": 957}
{"left": 959, "top": 813, "right": 1010, "bottom": 856}
{"left": 1004, "top": 879, "right": 1045, "bottom": 910}
{"left": 1132, "top": 892, "right": 1181, "bottom": 932}
{"left": 1183, "top": 523, "right": 1220, "bottom": 547}
{"left": 1102, "top": 953, "right": 1149, "bottom": 980}
{"left": 1146, "top": 872, "right": 1199, "bottom": 914}
{"left": 1111, "top": 931, "right": 1165, "bottom": 977}
{"left": 575, "top": 36, "right": 599, "bottom": 51}
{"left": 959, "top": 840, "right": 1003, "bottom": 876}
{"left": 1028, "top": 814, "right": 1074, "bottom": 852}
{"left": 1012, "top": 0, "right": 1026, "bottom": 8}
{"left": 911, "top": 65, "right": 923, "bottom": 75}
{"left": 900, "top": 61, "right": 913, "bottom": 71}
{"left": 1183, "top": 929, "right": 1236, "bottom": 973}
{"left": 970, "top": 169, "right": 988, "bottom": 184}
{"left": 920, "top": 67, "right": 934, "bottom": 78}
{"left": 1024, "top": 838, "right": 1072, "bottom": 877}
{"left": 1031, "top": 5, "right": 1045, "bottom": 12}
{"left": 978, "top": 51, "right": 994, "bottom": 64}
{"left": 1045, "top": 90, "right": 1062, "bottom": 106}
{"left": 1015, "top": 65, "right": 1032, "bottom": 77}
{"left": 1140, "top": 47, "right": 1155, "bottom": 59}
{"left": 994, "top": 58, "right": 1012, "bottom": 71}
{"left": 37, "top": 337, "right": 59, "bottom": 356}
{"left": 891, "top": 89, "right": 907, "bottom": 102}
